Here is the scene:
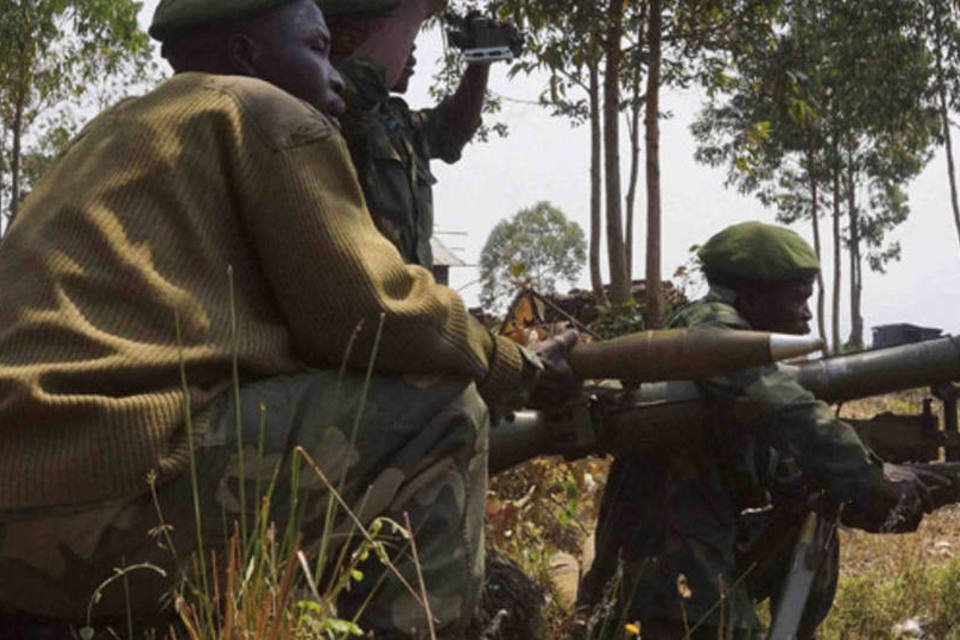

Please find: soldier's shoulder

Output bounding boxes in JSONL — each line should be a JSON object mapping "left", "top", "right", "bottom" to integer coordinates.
{"left": 386, "top": 96, "right": 414, "bottom": 116}
{"left": 672, "top": 298, "right": 749, "bottom": 331}
{"left": 204, "top": 74, "right": 337, "bottom": 150}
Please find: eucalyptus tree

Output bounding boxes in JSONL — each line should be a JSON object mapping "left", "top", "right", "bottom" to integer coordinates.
{"left": 694, "top": 0, "right": 936, "bottom": 351}
{"left": 831, "top": 1, "right": 936, "bottom": 348}
{"left": 695, "top": 1, "right": 843, "bottom": 350}
{"left": 444, "top": 0, "right": 774, "bottom": 326}
{"left": 489, "top": 0, "right": 640, "bottom": 308}
{"left": 922, "top": 0, "right": 960, "bottom": 251}
{"left": 639, "top": 0, "right": 775, "bottom": 326}
{"left": 0, "top": 0, "right": 154, "bottom": 229}
{"left": 479, "top": 201, "right": 586, "bottom": 312}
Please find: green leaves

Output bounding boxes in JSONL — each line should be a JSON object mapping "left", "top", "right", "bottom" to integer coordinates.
{"left": 0, "top": 0, "right": 158, "bottom": 226}
{"left": 692, "top": 0, "right": 941, "bottom": 348}
{"left": 479, "top": 201, "right": 587, "bottom": 311}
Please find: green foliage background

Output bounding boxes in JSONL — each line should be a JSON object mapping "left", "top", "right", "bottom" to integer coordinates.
{"left": 0, "top": 0, "right": 158, "bottom": 229}
{"left": 479, "top": 200, "right": 586, "bottom": 311}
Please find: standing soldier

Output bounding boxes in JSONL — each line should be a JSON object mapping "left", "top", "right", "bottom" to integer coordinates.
{"left": 320, "top": 0, "right": 502, "bottom": 267}
{"left": 578, "top": 221, "right": 946, "bottom": 639}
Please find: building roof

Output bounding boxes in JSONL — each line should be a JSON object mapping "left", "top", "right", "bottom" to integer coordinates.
{"left": 430, "top": 237, "right": 468, "bottom": 267}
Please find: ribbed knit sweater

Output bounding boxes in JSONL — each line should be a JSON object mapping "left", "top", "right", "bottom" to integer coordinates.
{"left": 0, "top": 73, "right": 524, "bottom": 511}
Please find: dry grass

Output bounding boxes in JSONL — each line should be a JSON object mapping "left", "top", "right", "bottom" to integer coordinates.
{"left": 840, "top": 388, "right": 932, "bottom": 420}
{"left": 487, "top": 457, "right": 608, "bottom": 637}
{"left": 823, "top": 507, "right": 960, "bottom": 639}
{"left": 819, "top": 390, "right": 960, "bottom": 639}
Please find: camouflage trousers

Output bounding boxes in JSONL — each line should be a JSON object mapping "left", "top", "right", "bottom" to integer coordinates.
{"left": 0, "top": 370, "right": 488, "bottom": 638}
{"left": 582, "top": 525, "right": 766, "bottom": 640}
{"left": 581, "top": 458, "right": 836, "bottom": 640}
{"left": 580, "top": 457, "right": 764, "bottom": 640}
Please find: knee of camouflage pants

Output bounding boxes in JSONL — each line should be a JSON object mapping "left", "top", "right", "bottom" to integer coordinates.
{"left": 206, "top": 371, "right": 490, "bottom": 637}
{"left": 0, "top": 370, "right": 489, "bottom": 638}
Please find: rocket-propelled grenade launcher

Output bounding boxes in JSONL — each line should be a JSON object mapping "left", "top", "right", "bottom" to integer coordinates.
{"left": 490, "top": 335, "right": 960, "bottom": 475}
{"left": 567, "top": 328, "right": 824, "bottom": 382}
{"left": 489, "top": 327, "right": 824, "bottom": 474}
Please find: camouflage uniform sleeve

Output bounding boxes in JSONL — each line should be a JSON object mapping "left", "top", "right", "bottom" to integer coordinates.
{"left": 337, "top": 55, "right": 477, "bottom": 163}
{"left": 409, "top": 96, "right": 479, "bottom": 164}
{"left": 677, "top": 298, "right": 883, "bottom": 502}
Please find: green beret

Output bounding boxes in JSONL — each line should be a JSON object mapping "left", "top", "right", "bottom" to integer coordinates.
{"left": 150, "top": 0, "right": 296, "bottom": 42}
{"left": 698, "top": 221, "right": 820, "bottom": 282}
{"left": 317, "top": 0, "right": 399, "bottom": 18}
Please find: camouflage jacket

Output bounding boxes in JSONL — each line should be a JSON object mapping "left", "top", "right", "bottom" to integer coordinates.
{"left": 668, "top": 285, "right": 884, "bottom": 506}
{"left": 337, "top": 56, "right": 479, "bottom": 267}
{"left": 580, "top": 286, "right": 883, "bottom": 624}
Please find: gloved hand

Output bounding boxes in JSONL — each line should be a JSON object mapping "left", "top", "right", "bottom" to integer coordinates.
{"left": 841, "top": 463, "right": 951, "bottom": 533}
{"left": 527, "top": 329, "right": 582, "bottom": 411}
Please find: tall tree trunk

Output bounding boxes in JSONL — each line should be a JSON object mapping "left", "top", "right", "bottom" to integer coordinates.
{"left": 933, "top": 0, "right": 960, "bottom": 249}
{"left": 9, "top": 87, "right": 25, "bottom": 226}
{"left": 624, "top": 64, "right": 642, "bottom": 281}
{"left": 9, "top": 16, "right": 28, "bottom": 227}
{"left": 603, "top": 0, "right": 629, "bottom": 306}
{"left": 831, "top": 151, "right": 842, "bottom": 354}
{"left": 806, "top": 149, "right": 827, "bottom": 353}
{"left": 643, "top": 0, "right": 664, "bottom": 328}
{"left": 0, "top": 123, "right": 7, "bottom": 234}
{"left": 939, "top": 85, "right": 960, "bottom": 251}
{"left": 589, "top": 59, "right": 607, "bottom": 306}
{"left": 846, "top": 157, "right": 863, "bottom": 349}
{"left": 624, "top": 80, "right": 641, "bottom": 277}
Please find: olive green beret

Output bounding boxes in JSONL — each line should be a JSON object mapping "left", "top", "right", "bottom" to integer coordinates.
{"left": 150, "top": 0, "right": 297, "bottom": 42}
{"left": 698, "top": 221, "right": 820, "bottom": 282}
{"left": 317, "top": 0, "right": 399, "bottom": 18}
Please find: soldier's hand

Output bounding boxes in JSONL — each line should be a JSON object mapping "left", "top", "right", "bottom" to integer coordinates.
{"left": 527, "top": 329, "right": 582, "bottom": 411}
{"left": 902, "top": 463, "right": 958, "bottom": 512}
{"left": 460, "top": 12, "right": 524, "bottom": 65}
{"left": 841, "top": 463, "right": 951, "bottom": 533}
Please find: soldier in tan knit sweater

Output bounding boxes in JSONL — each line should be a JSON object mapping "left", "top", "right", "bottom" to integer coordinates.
{"left": 0, "top": 0, "right": 579, "bottom": 636}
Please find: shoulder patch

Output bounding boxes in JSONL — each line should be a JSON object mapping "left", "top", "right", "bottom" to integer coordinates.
{"left": 205, "top": 75, "right": 336, "bottom": 150}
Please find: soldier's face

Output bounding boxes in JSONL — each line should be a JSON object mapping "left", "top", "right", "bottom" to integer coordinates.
{"left": 738, "top": 279, "right": 814, "bottom": 335}
{"left": 236, "top": 0, "right": 346, "bottom": 116}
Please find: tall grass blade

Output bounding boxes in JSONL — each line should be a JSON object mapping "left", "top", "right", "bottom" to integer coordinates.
{"left": 296, "top": 446, "right": 425, "bottom": 608}
{"left": 403, "top": 512, "right": 437, "bottom": 639}
{"left": 227, "top": 266, "right": 248, "bottom": 550}
{"left": 317, "top": 315, "right": 385, "bottom": 585}
{"left": 174, "top": 309, "right": 214, "bottom": 633}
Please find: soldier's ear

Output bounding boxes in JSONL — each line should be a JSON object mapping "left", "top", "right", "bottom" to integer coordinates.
{"left": 226, "top": 33, "right": 263, "bottom": 77}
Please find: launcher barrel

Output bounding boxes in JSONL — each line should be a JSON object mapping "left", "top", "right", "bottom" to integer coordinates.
{"left": 784, "top": 336, "right": 960, "bottom": 403}
{"left": 568, "top": 329, "right": 824, "bottom": 381}
{"left": 489, "top": 336, "right": 960, "bottom": 475}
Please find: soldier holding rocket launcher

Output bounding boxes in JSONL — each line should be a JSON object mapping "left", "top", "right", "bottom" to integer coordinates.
{"left": 565, "top": 222, "right": 949, "bottom": 639}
